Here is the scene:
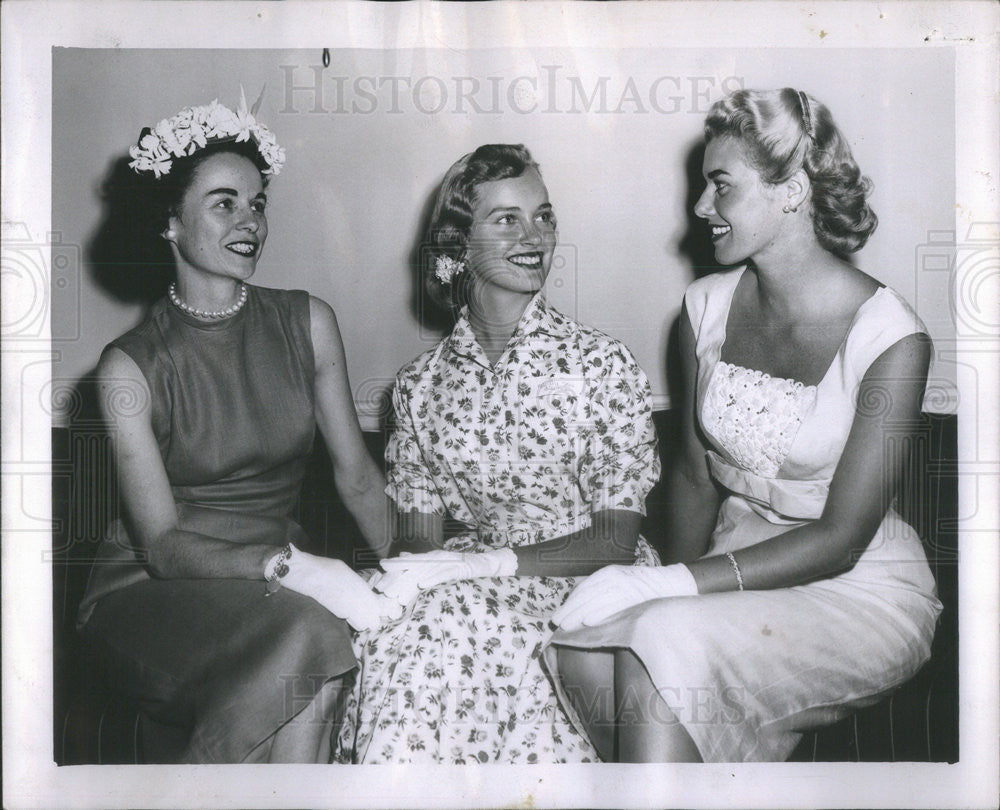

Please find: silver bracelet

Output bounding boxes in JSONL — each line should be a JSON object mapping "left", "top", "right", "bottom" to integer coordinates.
{"left": 725, "top": 552, "right": 745, "bottom": 591}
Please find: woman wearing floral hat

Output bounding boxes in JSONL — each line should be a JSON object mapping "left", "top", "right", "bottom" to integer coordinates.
{"left": 76, "top": 95, "right": 400, "bottom": 763}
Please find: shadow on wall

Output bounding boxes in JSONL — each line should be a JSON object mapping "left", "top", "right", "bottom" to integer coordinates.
{"left": 63, "top": 154, "right": 176, "bottom": 429}
{"left": 407, "top": 174, "right": 453, "bottom": 342}
{"left": 375, "top": 166, "right": 458, "bottom": 432}
{"left": 88, "top": 154, "right": 175, "bottom": 307}
{"left": 664, "top": 137, "right": 736, "bottom": 411}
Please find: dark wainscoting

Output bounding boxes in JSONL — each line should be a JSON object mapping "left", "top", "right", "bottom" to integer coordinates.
{"left": 52, "top": 411, "right": 958, "bottom": 764}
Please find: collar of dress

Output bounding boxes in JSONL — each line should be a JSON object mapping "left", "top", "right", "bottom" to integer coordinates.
{"left": 447, "top": 292, "right": 569, "bottom": 365}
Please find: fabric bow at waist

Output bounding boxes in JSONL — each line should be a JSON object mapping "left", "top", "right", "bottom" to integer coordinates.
{"left": 706, "top": 450, "right": 830, "bottom": 522}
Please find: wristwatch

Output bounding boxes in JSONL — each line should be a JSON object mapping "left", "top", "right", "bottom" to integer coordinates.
{"left": 263, "top": 544, "right": 292, "bottom": 596}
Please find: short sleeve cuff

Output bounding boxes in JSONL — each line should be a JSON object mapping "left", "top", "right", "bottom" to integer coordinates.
{"left": 589, "top": 481, "right": 651, "bottom": 515}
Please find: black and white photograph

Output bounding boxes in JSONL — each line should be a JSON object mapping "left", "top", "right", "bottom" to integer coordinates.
{"left": 3, "top": 2, "right": 998, "bottom": 808}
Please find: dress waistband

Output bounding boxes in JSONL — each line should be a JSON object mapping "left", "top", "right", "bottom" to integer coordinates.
{"left": 706, "top": 450, "right": 830, "bottom": 522}
{"left": 477, "top": 517, "right": 588, "bottom": 548}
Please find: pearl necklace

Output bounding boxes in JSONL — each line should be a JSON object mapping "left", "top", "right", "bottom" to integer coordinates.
{"left": 168, "top": 282, "right": 248, "bottom": 320}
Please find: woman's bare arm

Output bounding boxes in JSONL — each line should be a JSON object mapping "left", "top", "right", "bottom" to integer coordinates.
{"left": 662, "top": 304, "right": 722, "bottom": 564}
{"left": 98, "top": 347, "right": 280, "bottom": 579}
{"left": 687, "top": 333, "right": 932, "bottom": 592}
{"left": 391, "top": 508, "right": 640, "bottom": 576}
{"left": 310, "top": 296, "right": 392, "bottom": 559}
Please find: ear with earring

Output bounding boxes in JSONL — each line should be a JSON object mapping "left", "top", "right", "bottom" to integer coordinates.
{"left": 162, "top": 229, "right": 176, "bottom": 241}
{"left": 782, "top": 171, "right": 809, "bottom": 215}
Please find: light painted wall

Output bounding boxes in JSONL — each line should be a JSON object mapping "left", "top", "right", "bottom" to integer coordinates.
{"left": 52, "top": 47, "right": 956, "bottom": 427}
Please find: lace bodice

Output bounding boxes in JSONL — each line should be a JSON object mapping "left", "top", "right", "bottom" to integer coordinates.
{"left": 702, "top": 361, "right": 818, "bottom": 477}
{"left": 686, "top": 268, "right": 928, "bottom": 517}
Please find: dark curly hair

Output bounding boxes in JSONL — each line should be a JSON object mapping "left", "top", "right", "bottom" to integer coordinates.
{"left": 423, "top": 144, "right": 540, "bottom": 310}
{"left": 90, "top": 138, "right": 272, "bottom": 302}
{"left": 704, "top": 88, "right": 877, "bottom": 256}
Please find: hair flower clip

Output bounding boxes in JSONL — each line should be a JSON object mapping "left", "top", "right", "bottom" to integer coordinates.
{"left": 434, "top": 255, "right": 466, "bottom": 285}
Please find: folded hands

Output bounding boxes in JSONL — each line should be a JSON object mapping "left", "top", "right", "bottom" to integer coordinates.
{"left": 371, "top": 547, "right": 519, "bottom": 604}
{"left": 296, "top": 541, "right": 698, "bottom": 634}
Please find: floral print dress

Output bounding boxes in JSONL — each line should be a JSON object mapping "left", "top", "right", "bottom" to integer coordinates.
{"left": 337, "top": 293, "right": 660, "bottom": 763}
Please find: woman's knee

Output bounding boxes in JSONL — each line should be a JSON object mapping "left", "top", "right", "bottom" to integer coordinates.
{"left": 556, "top": 647, "right": 611, "bottom": 687}
{"left": 272, "top": 590, "right": 354, "bottom": 660}
{"left": 613, "top": 649, "right": 669, "bottom": 723}
{"left": 296, "top": 676, "right": 346, "bottom": 724}
{"left": 555, "top": 648, "right": 614, "bottom": 717}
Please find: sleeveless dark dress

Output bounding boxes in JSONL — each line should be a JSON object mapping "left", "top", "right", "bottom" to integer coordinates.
{"left": 77, "top": 285, "right": 356, "bottom": 763}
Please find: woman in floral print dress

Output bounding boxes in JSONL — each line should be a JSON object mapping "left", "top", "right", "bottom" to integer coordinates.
{"left": 336, "top": 144, "right": 660, "bottom": 763}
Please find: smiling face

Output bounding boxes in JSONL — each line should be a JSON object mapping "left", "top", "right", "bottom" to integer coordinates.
{"left": 166, "top": 151, "right": 268, "bottom": 284}
{"left": 465, "top": 168, "right": 557, "bottom": 295}
{"left": 693, "top": 136, "right": 787, "bottom": 266}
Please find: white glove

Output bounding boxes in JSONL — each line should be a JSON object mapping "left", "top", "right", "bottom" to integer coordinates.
{"left": 280, "top": 545, "right": 403, "bottom": 632}
{"left": 374, "top": 548, "right": 518, "bottom": 605}
{"left": 551, "top": 564, "right": 698, "bottom": 632}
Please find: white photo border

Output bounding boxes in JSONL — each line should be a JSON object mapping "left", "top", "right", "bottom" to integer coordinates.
{"left": 3, "top": 2, "right": 998, "bottom": 808}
